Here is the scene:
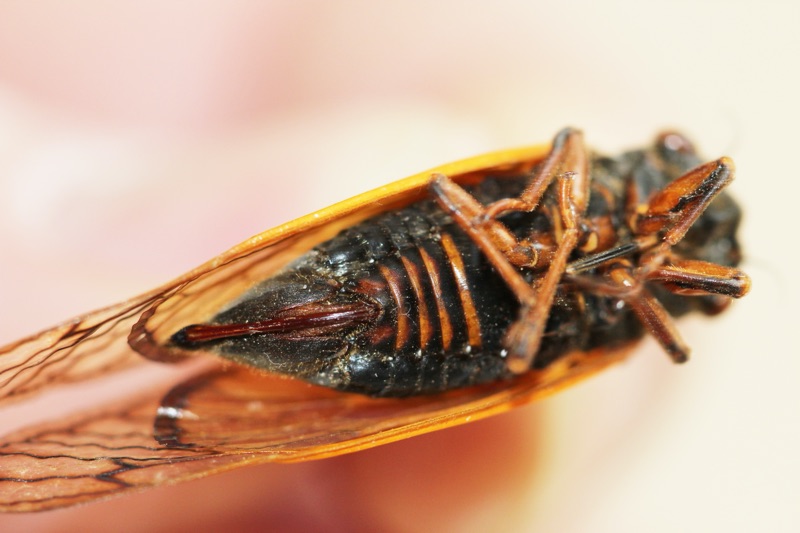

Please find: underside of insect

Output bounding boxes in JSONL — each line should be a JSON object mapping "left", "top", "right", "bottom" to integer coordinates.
{"left": 170, "top": 128, "right": 749, "bottom": 396}
{"left": 0, "top": 128, "right": 750, "bottom": 511}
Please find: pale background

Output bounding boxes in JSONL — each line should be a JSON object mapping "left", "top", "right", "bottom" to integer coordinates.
{"left": 0, "top": 1, "right": 797, "bottom": 532}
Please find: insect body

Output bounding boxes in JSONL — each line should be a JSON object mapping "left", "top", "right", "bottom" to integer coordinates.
{"left": 0, "top": 129, "right": 750, "bottom": 511}
{"left": 170, "top": 129, "right": 749, "bottom": 397}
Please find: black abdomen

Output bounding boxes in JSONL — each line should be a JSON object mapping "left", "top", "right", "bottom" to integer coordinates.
{"left": 311, "top": 200, "right": 521, "bottom": 395}
{"left": 171, "top": 142, "right": 742, "bottom": 397}
{"left": 174, "top": 176, "right": 639, "bottom": 396}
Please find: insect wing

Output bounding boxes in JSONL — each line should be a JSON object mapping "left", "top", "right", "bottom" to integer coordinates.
{"left": 128, "top": 145, "right": 549, "bottom": 361}
{"left": 0, "top": 293, "right": 163, "bottom": 406}
{"left": 0, "top": 144, "right": 546, "bottom": 404}
{"left": 0, "top": 384, "right": 254, "bottom": 512}
{"left": 0, "top": 345, "right": 630, "bottom": 512}
{"left": 154, "top": 348, "right": 632, "bottom": 458}
{"left": 0, "top": 144, "right": 553, "bottom": 511}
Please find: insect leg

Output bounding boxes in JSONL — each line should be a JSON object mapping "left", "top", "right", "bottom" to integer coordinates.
{"left": 430, "top": 174, "right": 538, "bottom": 303}
{"left": 607, "top": 262, "right": 691, "bottom": 363}
{"left": 565, "top": 260, "right": 691, "bottom": 362}
{"left": 482, "top": 127, "right": 587, "bottom": 220}
{"left": 566, "top": 245, "right": 751, "bottom": 301}
{"left": 430, "top": 128, "right": 591, "bottom": 374}
{"left": 634, "top": 157, "right": 735, "bottom": 269}
{"left": 647, "top": 259, "right": 751, "bottom": 299}
{"left": 499, "top": 130, "right": 591, "bottom": 373}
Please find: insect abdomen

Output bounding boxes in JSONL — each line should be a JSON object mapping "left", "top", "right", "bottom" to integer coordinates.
{"left": 172, "top": 178, "right": 558, "bottom": 396}
{"left": 172, "top": 176, "right": 646, "bottom": 396}
{"left": 310, "top": 203, "right": 520, "bottom": 395}
{"left": 171, "top": 139, "right": 746, "bottom": 397}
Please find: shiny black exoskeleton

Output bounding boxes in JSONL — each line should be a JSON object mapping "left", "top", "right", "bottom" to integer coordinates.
{"left": 172, "top": 135, "right": 744, "bottom": 397}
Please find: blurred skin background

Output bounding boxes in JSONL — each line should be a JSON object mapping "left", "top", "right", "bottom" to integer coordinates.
{"left": 0, "top": 1, "right": 797, "bottom": 531}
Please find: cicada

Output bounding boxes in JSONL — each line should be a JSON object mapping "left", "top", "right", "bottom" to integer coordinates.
{"left": 0, "top": 128, "right": 750, "bottom": 511}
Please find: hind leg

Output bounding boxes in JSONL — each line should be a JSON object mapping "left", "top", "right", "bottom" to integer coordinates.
{"left": 430, "top": 128, "right": 590, "bottom": 373}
